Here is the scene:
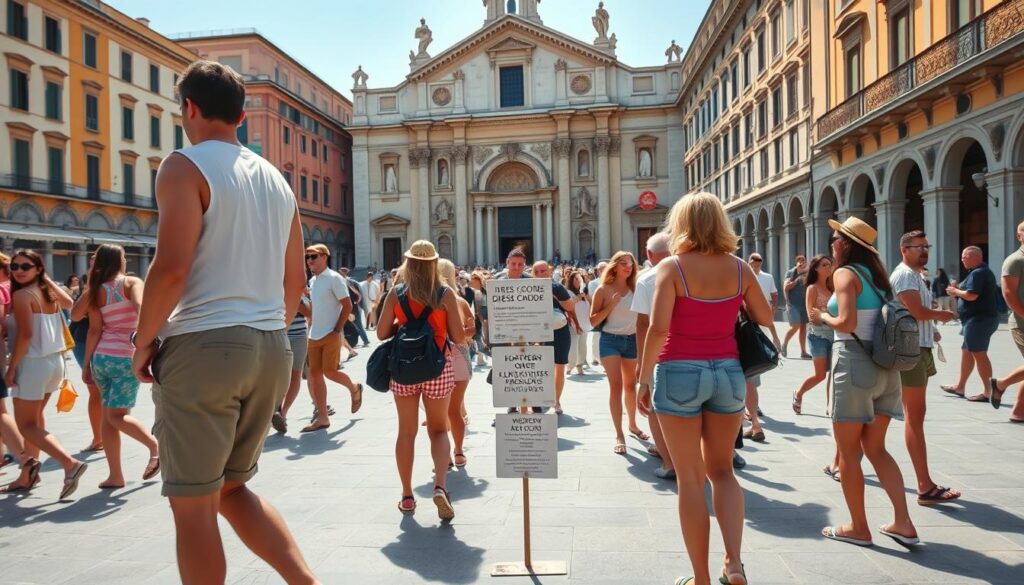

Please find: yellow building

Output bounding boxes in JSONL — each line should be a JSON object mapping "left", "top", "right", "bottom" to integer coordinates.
{"left": 1, "top": 0, "right": 193, "bottom": 278}
{"left": 809, "top": 0, "right": 1024, "bottom": 275}
{"left": 680, "top": 0, "right": 814, "bottom": 286}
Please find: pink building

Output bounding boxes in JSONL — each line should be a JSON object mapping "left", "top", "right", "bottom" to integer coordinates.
{"left": 176, "top": 29, "right": 355, "bottom": 266}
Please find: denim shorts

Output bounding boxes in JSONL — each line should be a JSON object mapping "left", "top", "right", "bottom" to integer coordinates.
{"left": 961, "top": 316, "right": 999, "bottom": 352}
{"left": 807, "top": 333, "right": 833, "bottom": 360}
{"left": 653, "top": 358, "right": 746, "bottom": 418}
{"left": 599, "top": 333, "right": 637, "bottom": 359}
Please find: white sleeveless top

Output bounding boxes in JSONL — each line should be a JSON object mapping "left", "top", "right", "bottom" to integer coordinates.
{"left": 601, "top": 287, "right": 637, "bottom": 335}
{"left": 161, "top": 141, "right": 297, "bottom": 338}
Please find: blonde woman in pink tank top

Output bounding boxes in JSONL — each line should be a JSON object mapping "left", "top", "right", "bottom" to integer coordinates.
{"left": 82, "top": 245, "right": 159, "bottom": 489}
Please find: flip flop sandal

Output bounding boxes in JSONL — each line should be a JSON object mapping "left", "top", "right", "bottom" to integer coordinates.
{"left": 25, "top": 459, "right": 42, "bottom": 486}
{"left": 398, "top": 495, "right": 416, "bottom": 513}
{"left": 823, "top": 465, "right": 841, "bottom": 482}
{"left": 792, "top": 393, "right": 802, "bottom": 415}
{"left": 750, "top": 430, "right": 766, "bottom": 443}
{"left": 1, "top": 474, "right": 40, "bottom": 494}
{"left": 822, "top": 526, "right": 872, "bottom": 547}
{"left": 300, "top": 423, "right": 331, "bottom": 433}
{"left": 81, "top": 444, "right": 104, "bottom": 453}
{"left": 351, "top": 384, "right": 363, "bottom": 414}
{"left": 433, "top": 486, "right": 455, "bottom": 522}
{"left": 878, "top": 527, "right": 920, "bottom": 548}
{"left": 453, "top": 453, "right": 467, "bottom": 468}
{"left": 917, "top": 485, "right": 961, "bottom": 505}
{"left": 742, "top": 428, "right": 754, "bottom": 439}
{"left": 719, "top": 563, "right": 747, "bottom": 585}
{"left": 142, "top": 456, "right": 160, "bottom": 481}
{"left": 965, "top": 394, "right": 989, "bottom": 403}
{"left": 629, "top": 429, "right": 650, "bottom": 441}
{"left": 646, "top": 445, "right": 661, "bottom": 459}
{"left": 674, "top": 578, "right": 696, "bottom": 585}
{"left": 613, "top": 442, "right": 626, "bottom": 455}
{"left": 59, "top": 462, "right": 88, "bottom": 500}
{"left": 940, "top": 385, "right": 964, "bottom": 396}
{"left": 989, "top": 378, "right": 1005, "bottom": 409}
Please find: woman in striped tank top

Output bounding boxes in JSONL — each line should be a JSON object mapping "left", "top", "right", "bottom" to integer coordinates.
{"left": 82, "top": 245, "right": 159, "bottom": 489}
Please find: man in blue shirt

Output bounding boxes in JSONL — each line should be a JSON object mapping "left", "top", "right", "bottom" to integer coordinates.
{"left": 942, "top": 246, "right": 1000, "bottom": 402}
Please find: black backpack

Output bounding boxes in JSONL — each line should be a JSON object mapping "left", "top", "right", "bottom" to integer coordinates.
{"left": 390, "top": 285, "right": 449, "bottom": 386}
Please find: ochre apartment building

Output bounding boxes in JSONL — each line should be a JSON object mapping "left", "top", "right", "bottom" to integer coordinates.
{"left": 1, "top": 0, "right": 193, "bottom": 278}
{"left": 176, "top": 30, "right": 355, "bottom": 267}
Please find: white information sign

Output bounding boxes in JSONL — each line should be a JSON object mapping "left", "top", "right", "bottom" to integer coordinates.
{"left": 487, "top": 278, "right": 553, "bottom": 343}
{"left": 495, "top": 413, "right": 558, "bottom": 479}
{"left": 491, "top": 346, "right": 555, "bottom": 408}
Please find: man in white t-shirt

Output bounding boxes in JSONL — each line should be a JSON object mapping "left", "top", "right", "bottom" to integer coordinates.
{"left": 587, "top": 261, "right": 608, "bottom": 365}
{"left": 749, "top": 253, "right": 778, "bottom": 314}
{"left": 745, "top": 253, "right": 780, "bottom": 443}
{"left": 304, "top": 244, "right": 362, "bottom": 433}
{"left": 360, "top": 271, "right": 381, "bottom": 330}
{"left": 890, "top": 230, "right": 959, "bottom": 505}
{"left": 630, "top": 232, "right": 674, "bottom": 480}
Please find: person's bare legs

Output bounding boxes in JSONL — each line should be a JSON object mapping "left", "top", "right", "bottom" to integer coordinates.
{"left": 948, "top": 349, "right": 975, "bottom": 393}
{"left": 831, "top": 421, "right": 871, "bottom": 541}
{"left": 602, "top": 355, "right": 626, "bottom": 447}
{"left": 0, "top": 399, "right": 25, "bottom": 465}
{"left": 861, "top": 416, "right": 916, "bottom": 537}
{"left": 969, "top": 350, "right": 993, "bottom": 399}
{"left": 100, "top": 407, "right": 159, "bottom": 488}
{"left": 306, "top": 372, "right": 330, "bottom": 428}
{"left": 554, "top": 364, "right": 566, "bottom": 410}
{"left": 657, "top": 411, "right": 711, "bottom": 585}
{"left": 447, "top": 381, "right": 469, "bottom": 462}
{"left": 702, "top": 410, "right": 746, "bottom": 581}
{"left": 423, "top": 394, "right": 452, "bottom": 491}
{"left": 795, "top": 357, "right": 829, "bottom": 402}
{"left": 621, "top": 358, "right": 643, "bottom": 436}
{"left": 13, "top": 398, "right": 79, "bottom": 473}
{"left": 901, "top": 387, "right": 935, "bottom": 493}
{"left": 993, "top": 365, "right": 1024, "bottom": 420}
{"left": 798, "top": 323, "right": 808, "bottom": 355}
{"left": 84, "top": 381, "right": 103, "bottom": 450}
{"left": 170, "top": 483, "right": 318, "bottom": 585}
{"left": 745, "top": 382, "right": 763, "bottom": 435}
{"left": 280, "top": 369, "right": 303, "bottom": 418}
{"left": 323, "top": 368, "right": 359, "bottom": 410}
{"left": 394, "top": 394, "right": 419, "bottom": 498}
{"left": 783, "top": 324, "right": 799, "bottom": 354}
{"left": 648, "top": 408, "right": 673, "bottom": 472}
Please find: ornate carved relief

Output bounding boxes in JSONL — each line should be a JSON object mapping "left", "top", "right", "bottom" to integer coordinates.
{"left": 986, "top": 121, "right": 1006, "bottom": 162}
{"left": 574, "top": 187, "right": 596, "bottom": 218}
{"left": 499, "top": 142, "right": 522, "bottom": 159}
{"left": 452, "top": 69, "right": 465, "bottom": 81}
{"left": 872, "top": 164, "right": 887, "bottom": 193}
{"left": 488, "top": 163, "right": 538, "bottom": 192}
{"left": 570, "top": 74, "right": 592, "bottom": 95}
{"left": 554, "top": 58, "right": 568, "bottom": 71}
{"left": 593, "top": 136, "right": 611, "bottom": 155}
{"left": 432, "top": 86, "right": 452, "bottom": 106}
{"left": 552, "top": 139, "right": 573, "bottom": 158}
{"left": 609, "top": 136, "right": 621, "bottom": 155}
{"left": 530, "top": 143, "right": 551, "bottom": 162}
{"left": 923, "top": 145, "right": 936, "bottom": 177}
{"left": 434, "top": 198, "right": 454, "bottom": 224}
{"left": 452, "top": 145, "right": 470, "bottom": 164}
{"left": 473, "top": 146, "right": 494, "bottom": 166}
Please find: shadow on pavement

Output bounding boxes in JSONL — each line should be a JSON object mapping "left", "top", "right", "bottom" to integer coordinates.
{"left": 554, "top": 414, "right": 589, "bottom": 428}
{"left": 872, "top": 540, "right": 1024, "bottom": 584}
{"left": 263, "top": 419, "right": 358, "bottom": 460}
{"left": 4, "top": 483, "right": 155, "bottom": 526}
{"left": 380, "top": 514, "right": 486, "bottom": 584}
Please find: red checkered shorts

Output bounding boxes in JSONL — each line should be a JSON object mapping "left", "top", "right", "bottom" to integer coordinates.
{"left": 390, "top": 354, "right": 455, "bottom": 400}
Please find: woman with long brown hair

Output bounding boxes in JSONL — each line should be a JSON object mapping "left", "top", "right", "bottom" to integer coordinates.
{"left": 810, "top": 218, "right": 918, "bottom": 548}
{"left": 2, "top": 250, "right": 85, "bottom": 498}
{"left": 82, "top": 244, "right": 159, "bottom": 489}
{"left": 591, "top": 250, "right": 647, "bottom": 455}
{"left": 792, "top": 255, "right": 835, "bottom": 415}
{"left": 376, "top": 241, "right": 465, "bottom": 520}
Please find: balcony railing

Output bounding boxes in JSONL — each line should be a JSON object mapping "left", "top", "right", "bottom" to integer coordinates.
{"left": 817, "top": 0, "right": 1024, "bottom": 141}
{"left": 0, "top": 174, "right": 156, "bottom": 209}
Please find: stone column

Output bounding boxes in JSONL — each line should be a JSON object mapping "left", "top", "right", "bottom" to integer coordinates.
{"left": 921, "top": 187, "right": 961, "bottom": 279}
{"left": 553, "top": 139, "right": 573, "bottom": 259}
{"left": 453, "top": 70, "right": 466, "bottom": 114}
{"left": 408, "top": 149, "right": 422, "bottom": 241}
{"left": 532, "top": 203, "right": 543, "bottom": 262}
{"left": 483, "top": 206, "right": 493, "bottom": 264}
{"left": 474, "top": 205, "right": 483, "bottom": 265}
{"left": 74, "top": 243, "right": 88, "bottom": 276}
{"left": 554, "top": 59, "right": 568, "bottom": 107}
{"left": 544, "top": 202, "right": 554, "bottom": 260}
{"left": 417, "top": 148, "right": 431, "bottom": 242}
{"left": 768, "top": 227, "right": 781, "bottom": 291}
{"left": 453, "top": 145, "right": 470, "bottom": 265}
{"left": 983, "top": 169, "right": 1024, "bottom": 269}
{"left": 873, "top": 200, "right": 905, "bottom": 272}
{"left": 139, "top": 248, "right": 151, "bottom": 277}
{"left": 41, "top": 244, "right": 54, "bottom": 276}
{"left": 609, "top": 136, "right": 623, "bottom": 252}
{"left": 491, "top": 205, "right": 500, "bottom": 261}
{"left": 595, "top": 136, "right": 612, "bottom": 258}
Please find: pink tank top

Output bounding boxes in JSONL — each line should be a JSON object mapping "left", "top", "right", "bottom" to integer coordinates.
{"left": 658, "top": 256, "right": 745, "bottom": 362}
{"left": 96, "top": 277, "right": 138, "bottom": 358}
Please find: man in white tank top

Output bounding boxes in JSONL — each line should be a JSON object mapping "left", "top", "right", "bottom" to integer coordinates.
{"left": 130, "top": 61, "right": 317, "bottom": 584}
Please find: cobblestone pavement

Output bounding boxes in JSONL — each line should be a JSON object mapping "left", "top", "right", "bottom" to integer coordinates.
{"left": 1, "top": 323, "right": 1022, "bottom": 584}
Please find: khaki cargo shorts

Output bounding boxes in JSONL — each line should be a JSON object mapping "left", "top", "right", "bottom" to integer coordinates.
{"left": 152, "top": 326, "right": 292, "bottom": 497}
{"left": 1013, "top": 328, "right": 1024, "bottom": 358}
{"left": 307, "top": 333, "right": 342, "bottom": 372}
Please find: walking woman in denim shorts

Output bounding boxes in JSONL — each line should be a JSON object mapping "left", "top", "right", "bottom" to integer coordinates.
{"left": 637, "top": 193, "right": 774, "bottom": 585}
{"left": 792, "top": 255, "right": 835, "bottom": 416}
{"left": 810, "top": 217, "right": 919, "bottom": 549}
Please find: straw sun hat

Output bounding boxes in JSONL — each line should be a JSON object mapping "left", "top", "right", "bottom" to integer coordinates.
{"left": 404, "top": 240, "right": 439, "bottom": 261}
{"left": 828, "top": 217, "right": 879, "bottom": 255}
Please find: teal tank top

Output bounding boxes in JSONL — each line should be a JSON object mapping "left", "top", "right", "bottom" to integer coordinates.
{"left": 827, "top": 264, "right": 884, "bottom": 341}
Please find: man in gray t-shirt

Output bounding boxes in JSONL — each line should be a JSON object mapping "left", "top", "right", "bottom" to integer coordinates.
{"left": 992, "top": 220, "right": 1024, "bottom": 422}
{"left": 890, "top": 231, "right": 958, "bottom": 504}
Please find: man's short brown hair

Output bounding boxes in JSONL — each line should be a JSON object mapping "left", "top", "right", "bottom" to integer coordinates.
{"left": 306, "top": 244, "right": 331, "bottom": 257}
{"left": 176, "top": 60, "right": 245, "bottom": 124}
{"left": 900, "top": 230, "right": 926, "bottom": 248}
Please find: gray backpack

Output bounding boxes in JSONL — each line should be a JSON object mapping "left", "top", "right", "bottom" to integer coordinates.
{"left": 849, "top": 265, "right": 920, "bottom": 371}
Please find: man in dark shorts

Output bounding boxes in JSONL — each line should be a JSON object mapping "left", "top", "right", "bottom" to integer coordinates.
{"left": 942, "top": 246, "right": 999, "bottom": 402}
{"left": 132, "top": 61, "right": 316, "bottom": 584}
{"left": 782, "top": 255, "right": 810, "bottom": 358}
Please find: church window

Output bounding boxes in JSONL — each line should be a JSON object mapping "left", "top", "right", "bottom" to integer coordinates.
{"left": 499, "top": 66, "right": 525, "bottom": 108}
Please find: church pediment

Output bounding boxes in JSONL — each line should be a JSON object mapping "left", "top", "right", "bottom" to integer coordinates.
{"left": 370, "top": 213, "right": 410, "bottom": 227}
{"left": 408, "top": 15, "right": 616, "bottom": 82}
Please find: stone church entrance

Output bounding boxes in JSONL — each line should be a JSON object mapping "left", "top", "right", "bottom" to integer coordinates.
{"left": 498, "top": 206, "right": 534, "bottom": 262}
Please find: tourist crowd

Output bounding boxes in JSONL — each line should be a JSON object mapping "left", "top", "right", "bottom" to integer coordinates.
{"left": 2, "top": 61, "right": 1023, "bottom": 585}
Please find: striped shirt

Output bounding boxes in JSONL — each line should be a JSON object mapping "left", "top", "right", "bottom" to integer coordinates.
{"left": 96, "top": 278, "right": 138, "bottom": 358}
{"left": 287, "top": 298, "right": 309, "bottom": 339}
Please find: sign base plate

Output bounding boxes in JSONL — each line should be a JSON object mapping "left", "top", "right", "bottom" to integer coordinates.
{"left": 491, "top": 561, "right": 567, "bottom": 577}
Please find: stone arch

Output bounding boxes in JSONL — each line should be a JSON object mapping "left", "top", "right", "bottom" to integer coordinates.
{"left": 311, "top": 227, "right": 324, "bottom": 243}
{"left": 818, "top": 185, "right": 839, "bottom": 217}
{"left": 48, "top": 205, "right": 81, "bottom": 228}
{"left": 84, "top": 210, "right": 115, "bottom": 230}
{"left": 889, "top": 157, "right": 926, "bottom": 235}
{"left": 325, "top": 229, "right": 337, "bottom": 244}
{"left": 770, "top": 202, "right": 786, "bottom": 230}
{"left": 436, "top": 233, "right": 453, "bottom": 260}
{"left": 744, "top": 213, "right": 756, "bottom": 238}
{"left": 301, "top": 223, "right": 312, "bottom": 242}
{"left": 484, "top": 161, "right": 540, "bottom": 192}
{"left": 118, "top": 215, "right": 144, "bottom": 234}
{"left": 6, "top": 199, "right": 45, "bottom": 224}
{"left": 756, "top": 208, "right": 770, "bottom": 233}
{"left": 886, "top": 156, "right": 928, "bottom": 202}
{"left": 1008, "top": 110, "right": 1024, "bottom": 168}
{"left": 937, "top": 127, "right": 996, "bottom": 187}
{"left": 732, "top": 217, "right": 742, "bottom": 238}
{"left": 476, "top": 153, "right": 551, "bottom": 191}
{"left": 787, "top": 196, "right": 804, "bottom": 225}
{"left": 848, "top": 173, "right": 877, "bottom": 228}
{"left": 942, "top": 136, "right": 991, "bottom": 259}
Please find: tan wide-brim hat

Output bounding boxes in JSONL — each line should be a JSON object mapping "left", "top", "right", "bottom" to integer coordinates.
{"left": 404, "top": 239, "right": 439, "bottom": 261}
{"left": 828, "top": 217, "right": 879, "bottom": 255}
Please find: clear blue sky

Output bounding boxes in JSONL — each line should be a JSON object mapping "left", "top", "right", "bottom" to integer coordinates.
{"left": 107, "top": 0, "right": 707, "bottom": 98}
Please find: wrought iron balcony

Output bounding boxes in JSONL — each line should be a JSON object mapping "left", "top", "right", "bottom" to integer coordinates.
{"left": 0, "top": 174, "right": 156, "bottom": 209}
{"left": 816, "top": 0, "right": 1024, "bottom": 142}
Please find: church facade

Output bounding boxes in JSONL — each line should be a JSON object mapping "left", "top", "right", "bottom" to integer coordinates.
{"left": 349, "top": 0, "right": 684, "bottom": 268}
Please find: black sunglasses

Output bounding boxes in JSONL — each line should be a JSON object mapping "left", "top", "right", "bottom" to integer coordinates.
{"left": 305, "top": 254, "right": 320, "bottom": 261}
{"left": 10, "top": 262, "right": 37, "bottom": 272}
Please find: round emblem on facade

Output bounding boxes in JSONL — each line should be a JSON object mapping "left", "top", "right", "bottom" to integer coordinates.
{"left": 432, "top": 86, "right": 452, "bottom": 106}
{"left": 570, "top": 74, "right": 592, "bottom": 95}
{"left": 638, "top": 191, "right": 658, "bottom": 211}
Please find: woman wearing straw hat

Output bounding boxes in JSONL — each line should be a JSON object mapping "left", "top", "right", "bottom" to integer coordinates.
{"left": 809, "top": 217, "right": 919, "bottom": 548}
{"left": 376, "top": 241, "right": 466, "bottom": 520}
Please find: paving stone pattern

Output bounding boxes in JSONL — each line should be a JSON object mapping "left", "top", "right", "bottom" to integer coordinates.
{"left": 1, "top": 323, "right": 1022, "bottom": 584}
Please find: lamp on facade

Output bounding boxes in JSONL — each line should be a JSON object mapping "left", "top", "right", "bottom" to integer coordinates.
{"left": 972, "top": 170, "right": 999, "bottom": 208}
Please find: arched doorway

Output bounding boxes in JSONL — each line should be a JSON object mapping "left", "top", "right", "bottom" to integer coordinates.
{"left": 479, "top": 161, "right": 549, "bottom": 263}
{"left": 849, "top": 174, "right": 877, "bottom": 228}
{"left": 952, "top": 141, "right": 990, "bottom": 263}
{"left": 817, "top": 186, "right": 840, "bottom": 255}
{"left": 889, "top": 159, "right": 925, "bottom": 234}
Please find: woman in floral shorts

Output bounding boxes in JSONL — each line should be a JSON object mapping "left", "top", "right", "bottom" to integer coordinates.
{"left": 83, "top": 245, "right": 159, "bottom": 489}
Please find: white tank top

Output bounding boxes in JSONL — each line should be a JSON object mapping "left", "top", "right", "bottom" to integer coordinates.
{"left": 601, "top": 287, "right": 637, "bottom": 335}
{"left": 161, "top": 141, "right": 297, "bottom": 338}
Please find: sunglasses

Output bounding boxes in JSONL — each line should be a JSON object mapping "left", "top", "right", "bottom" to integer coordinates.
{"left": 10, "top": 262, "right": 37, "bottom": 272}
{"left": 304, "top": 254, "right": 321, "bottom": 261}
{"left": 904, "top": 244, "right": 932, "bottom": 251}
{"left": 750, "top": 258, "right": 762, "bottom": 263}
{"left": 618, "top": 261, "right": 634, "bottom": 266}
